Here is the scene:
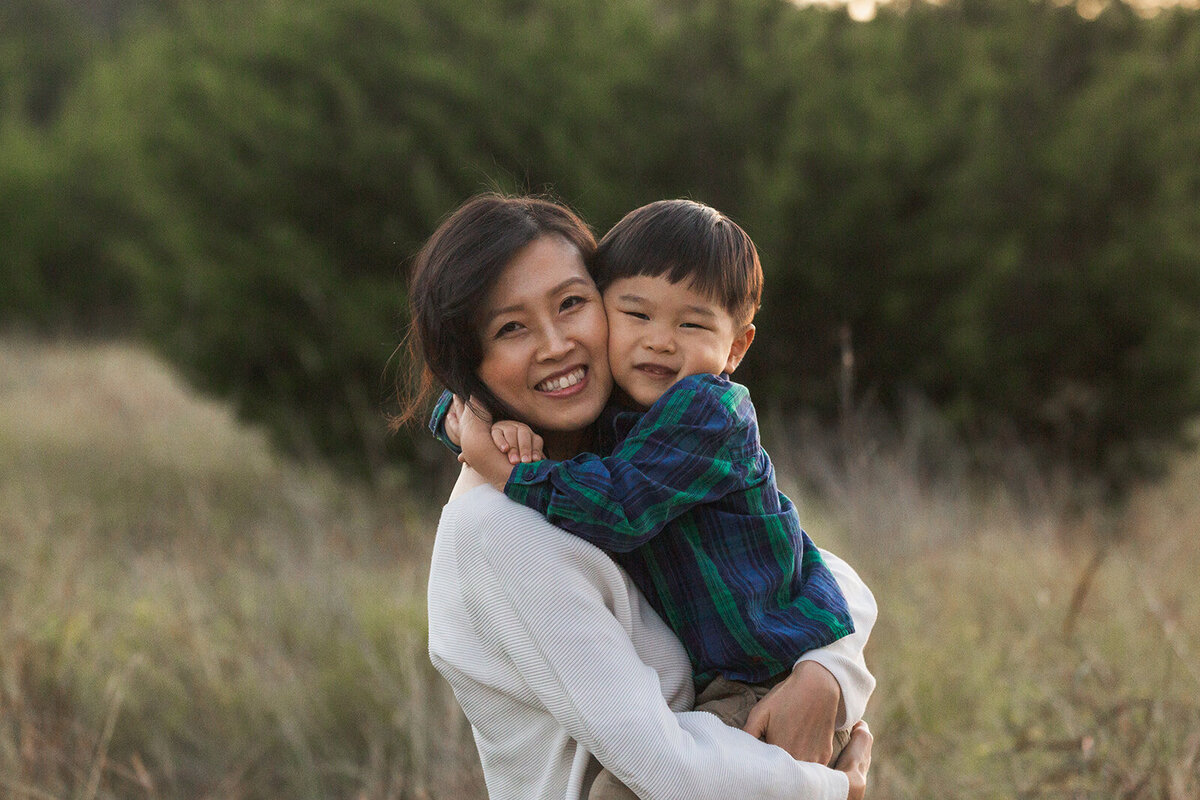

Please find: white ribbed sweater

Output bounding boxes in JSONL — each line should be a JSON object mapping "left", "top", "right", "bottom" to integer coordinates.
{"left": 427, "top": 484, "right": 876, "bottom": 800}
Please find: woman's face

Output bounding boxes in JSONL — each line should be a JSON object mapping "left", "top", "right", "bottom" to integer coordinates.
{"left": 476, "top": 235, "right": 612, "bottom": 439}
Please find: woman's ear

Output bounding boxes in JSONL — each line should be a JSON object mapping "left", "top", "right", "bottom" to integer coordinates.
{"left": 724, "top": 324, "right": 756, "bottom": 374}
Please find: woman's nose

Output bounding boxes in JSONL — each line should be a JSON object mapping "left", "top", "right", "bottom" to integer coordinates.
{"left": 536, "top": 325, "right": 573, "bottom": 361}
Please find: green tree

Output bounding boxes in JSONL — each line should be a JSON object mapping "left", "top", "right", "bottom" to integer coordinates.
{"left": 7, "top": 0, "right": 1199, "bottom": 494}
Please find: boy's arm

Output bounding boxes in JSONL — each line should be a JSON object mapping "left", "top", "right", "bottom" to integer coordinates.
{"left": 427, "top": 389, "right": 462, "bottom": 455}
{"left": 743, "top": 549, "right": 877, "bottom": 762}
{"left": 795, "top": 549, "right": 878, "bottom": 729}
{"left": 505, "top": 375, "right": 754, "bottom": 553}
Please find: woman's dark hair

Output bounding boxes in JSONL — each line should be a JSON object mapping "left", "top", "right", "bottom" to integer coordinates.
{"left": 592, "top": 199, "right": 762, "bottom": 326}
{"left": 393, "top": 193, "right": 596, "bottom": 429}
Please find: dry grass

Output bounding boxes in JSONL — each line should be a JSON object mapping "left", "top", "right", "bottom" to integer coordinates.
{"left": 0, "top": 338, "right": 481, "bottom": 800}
{"left": 770, "top": 407, "right": 1200, "bottom": 799}
{"left": 2, "top": 338, "right": 1197, "bottom": 799}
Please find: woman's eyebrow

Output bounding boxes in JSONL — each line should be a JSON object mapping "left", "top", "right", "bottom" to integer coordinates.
{"left": 486, "top": 302, "right": 525, "bottom": 323}
{"left": 549, "top": 276, "right": 592, "bottom": 295}
{"left": 487, "top": 277, "right": 593, "bottom": 323}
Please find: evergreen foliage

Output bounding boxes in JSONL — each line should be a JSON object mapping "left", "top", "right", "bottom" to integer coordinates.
{"left": 2, "top": 0, "right": 1199, "bottom": 490}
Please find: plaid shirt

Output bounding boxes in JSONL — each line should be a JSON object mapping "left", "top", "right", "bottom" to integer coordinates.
{"left": 429, "top": 375, "right": 854, "bottom": 685}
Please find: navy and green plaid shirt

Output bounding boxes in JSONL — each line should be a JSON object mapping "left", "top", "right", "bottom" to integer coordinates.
{"left": 429, "top": 374, "right": 854, "bottom": 686}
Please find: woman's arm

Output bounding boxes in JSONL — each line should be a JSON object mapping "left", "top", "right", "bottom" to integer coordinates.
{"left": 455, "top": 491, "right": 852, "bottom": 800}
{"left": 797, "top": 548, "right": 878, "bottom": 728}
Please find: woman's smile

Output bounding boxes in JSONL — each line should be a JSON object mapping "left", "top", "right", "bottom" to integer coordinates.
{"left": 535, "top": 365, "right": 589, "bottom": 394}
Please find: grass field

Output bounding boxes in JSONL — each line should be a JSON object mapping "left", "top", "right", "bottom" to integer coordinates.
{"left": 1, "top": 339, "right": 1197, "bottom": 799}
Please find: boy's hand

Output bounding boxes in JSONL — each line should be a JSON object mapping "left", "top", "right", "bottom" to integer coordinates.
{"left": 492, "top": 420, "right": 544, "bottom": 464}
{"left": 458, "top": 399, "right": 517, "bottom": 490}
{"left": 444, "top": 395, "right": 465, "bottom": 448}
{"left": 743, "top": 660, "right": 841, "bottom": 764}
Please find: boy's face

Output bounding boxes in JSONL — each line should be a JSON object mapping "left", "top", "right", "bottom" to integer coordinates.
{"left": 603, "top": 274, "right": 755, "bottom": 410}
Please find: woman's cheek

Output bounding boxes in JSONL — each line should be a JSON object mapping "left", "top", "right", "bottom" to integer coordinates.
{"left": 478, "top": 340, "right": 529, "bottom": 408}
{"left": 585, "top": 304, "right": 612, "bottom": 353}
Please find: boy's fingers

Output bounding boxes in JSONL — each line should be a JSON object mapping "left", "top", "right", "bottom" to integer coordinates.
{"left": 517, "top": 426, "right": 535, "bottom": 462}
{"left": 491, "top": 426, "right": 511, "bottom": 452}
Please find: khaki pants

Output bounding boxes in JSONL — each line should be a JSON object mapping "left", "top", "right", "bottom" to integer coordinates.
{"left": 587, "top": 675, "right": 852, "bottom": 800}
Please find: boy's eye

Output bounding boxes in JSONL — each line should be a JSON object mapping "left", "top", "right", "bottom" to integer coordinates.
{"left": 680, "top": 322, "right": 709, "bottom": 330}
{"left": 622, "top": 310, "right": 649, "bottom": 320}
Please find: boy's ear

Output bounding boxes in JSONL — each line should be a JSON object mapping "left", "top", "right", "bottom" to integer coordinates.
{"left": 724, "top": 324, "right": 755, "bottom": 374}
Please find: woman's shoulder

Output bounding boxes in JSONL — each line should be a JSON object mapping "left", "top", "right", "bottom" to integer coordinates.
{"left": 442, "top": 484, "right": 610, "bottom": 567}
{"left": 445, "top": 483, "right": 541, "bottom": 530}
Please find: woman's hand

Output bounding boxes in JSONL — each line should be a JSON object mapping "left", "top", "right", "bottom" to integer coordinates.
{"left": 834, "top": 721, "right": 872, "bottom": 800}
{"left": 743, "top": 660, "right": 842, "bottom": 763}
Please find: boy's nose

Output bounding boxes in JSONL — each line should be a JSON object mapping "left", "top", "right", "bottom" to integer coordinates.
{"left": 643, "top": 329, "right": 675, "bottom": 353}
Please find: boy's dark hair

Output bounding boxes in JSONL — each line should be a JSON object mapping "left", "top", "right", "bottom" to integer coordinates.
{"left": 393, "top": 193, "right": 596, "bottom": 428}
{"left": 592, "top": 199, "right": 763, "bottom": 325}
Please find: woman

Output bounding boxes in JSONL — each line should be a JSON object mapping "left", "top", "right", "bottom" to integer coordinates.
{"left": 401, "top": 194, "right": 875, "bottom": 800}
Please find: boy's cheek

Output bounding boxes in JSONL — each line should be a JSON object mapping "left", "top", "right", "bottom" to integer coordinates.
{"left": 604, "top": 321, "right": 634, "bottom": 364}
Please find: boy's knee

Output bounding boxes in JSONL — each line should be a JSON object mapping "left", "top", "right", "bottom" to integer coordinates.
{"left": 693, "top": 675, "right": 760, "bottom": 729}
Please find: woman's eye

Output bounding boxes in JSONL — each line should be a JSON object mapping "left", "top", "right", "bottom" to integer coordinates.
{"left": 495, "top": 321, "right": 523, "bottom": 337}
{"left": 560, "top": 295, "right": 586, "bottom": 311}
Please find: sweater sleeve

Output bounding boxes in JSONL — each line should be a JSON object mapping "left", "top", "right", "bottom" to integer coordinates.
{"left": 456, "top": 496, "right": 850, "bottom": 800}
{"left": 505, "top": 375, "right": 755, "bottom": 553}
{"left": 794, "top": 548, "right": 878, "bottom": 730}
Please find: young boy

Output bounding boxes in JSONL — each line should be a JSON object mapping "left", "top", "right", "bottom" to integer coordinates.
{"left": 439, "top": 200, "right": 863, "bottom": 779}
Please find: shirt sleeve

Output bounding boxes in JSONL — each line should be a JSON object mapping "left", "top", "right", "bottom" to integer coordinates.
{"left": 455, "top": 497, "right": 851, "bottom": 800}
{"left": 505, "top": 375, "right": 756, "bottom": 553}
{"left": 794, "top": 548, "right": 878, "bottom": 730}
{"left": 427, "top": 389, "right": 462, "bottom": 456}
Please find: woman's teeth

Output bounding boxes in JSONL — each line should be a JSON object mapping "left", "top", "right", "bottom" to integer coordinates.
{"left": 537, "top": 367, "right": 585, "bottom": 392}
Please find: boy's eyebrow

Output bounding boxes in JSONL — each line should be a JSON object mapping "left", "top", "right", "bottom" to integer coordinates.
{"left": 613, "top": 293, "right": 718, "bottom": 318}
{"left": 487, "top": 277, "right": 592, "bottom": 323}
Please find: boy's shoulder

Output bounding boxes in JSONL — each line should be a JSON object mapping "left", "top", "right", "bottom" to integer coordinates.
{"left": 606, "top": 373, "right": 758, "bottom": 448}
{"left": 658, "top": 373, "right": 753, "bottom": 418}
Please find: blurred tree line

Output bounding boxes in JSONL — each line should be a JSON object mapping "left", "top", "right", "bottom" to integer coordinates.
{"left": 2, "top": 0, "right": 1199, "bottom": 497}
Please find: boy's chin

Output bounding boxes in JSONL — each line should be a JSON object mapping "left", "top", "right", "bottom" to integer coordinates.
{"left": 610, "top": 385, "right": 651, "bottom": 412}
